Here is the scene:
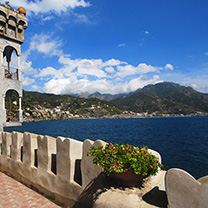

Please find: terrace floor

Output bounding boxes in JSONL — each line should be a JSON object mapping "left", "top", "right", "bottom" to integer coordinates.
{"left": 0, "top": 171, "right": 61, "bottom": 208}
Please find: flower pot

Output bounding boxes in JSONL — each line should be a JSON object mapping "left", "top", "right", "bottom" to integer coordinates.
{"left": 109, "top": 170, "right": 145, "bottom": 187}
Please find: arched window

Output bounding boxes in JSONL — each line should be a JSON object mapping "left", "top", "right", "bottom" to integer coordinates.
{"left": 3, "top": 46, "right": 19, "bottom": 80}
{"left": 5, "top": 90, "right": 20, "bottom": 122}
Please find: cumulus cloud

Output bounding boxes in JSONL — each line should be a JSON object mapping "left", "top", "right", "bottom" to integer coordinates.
{"left": 29, "top": 34, "right": 63, "bottom": 56}
{"left": 165, "top": 64, "right": 174, "bottom": 70}
{"left": 105, "top": 67, "right": 115, "bottom": 73}
{"left": 21, "top": 33, "right": 175, "bottom": 95}
{"left": 116, "top": 63, "right": 157, "bottom": 78}
{"left": 43, "top": 74, "right": 162, "bottom": 95}
{"left": 9, "top": 0, "right": 90, "bottom": 15}
{"left": 36, "top": 67, "right": 64, "bottom": 79}
{"left": 37, "top": 57, "right": 173, "bottom": 94}
{"left": 125, "top": 75, "right": 160, "bottom": 92}
{"left": 22, "top": 75, "right": 35, "bottom": 86}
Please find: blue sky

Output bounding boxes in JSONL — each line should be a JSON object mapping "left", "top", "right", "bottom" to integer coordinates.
{"left": 8, "top": 0, "right": 208, "bottom": 94}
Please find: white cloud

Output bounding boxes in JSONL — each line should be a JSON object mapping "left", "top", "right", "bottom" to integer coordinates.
{"left": 116, "top": 63, "right": 157, "bottom": 78}
{"left": 117, "top": 43, "right": 126, "bottom": 47}
{"left": 42, "top": 16, "right": 54, "bottom": 22}
{"left": 165, "top": 64, "right": 174, "bottom": 70}
{"left": 145, "top": 31, "right": 149, "bottom": 35}
{"left": 124, "top": 75, "right": 161, "bottom": 92}
{"left": 30, "top": 34, "right": 63, "bottom": 56}
{"left": 21, "top": 53, "right": 38, "bottom": 75}
{"left": 43, "top": 74, "right": 163, "bottom": 95}
{"left": 73, "top": 13, "right": 92, "bottom": 24}
{"left": 105, "top": 67, "right": 115, "bottom": 73}
{"left": 191, "top": 83, "right": 200, "bottom": 90}
{"left": 36, "top": 67, "right": 64, "bottom": 79}
{"left": 9, "top": 0, "right": 90, "bottom": 15}
{"left": 104, "top": 58, "right": 126, "bottom": 66}
{"left": 21, "top": 33, "right": 174, "bottom": 94}
{"left": 32, "top": 85, "right": 43, "bottom": 91}
{"left": 22, "top": 75, "right": 35, "bottom": 86}
{"left": 204, "top": 52, "right": 208, "bottom": 56}
{"left": 19, "top": 33, "right": 63, "bottom": 77}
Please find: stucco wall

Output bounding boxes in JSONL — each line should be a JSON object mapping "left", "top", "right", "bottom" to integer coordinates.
{"left": 0, "top": 131, "right": 165, "bottom": 208}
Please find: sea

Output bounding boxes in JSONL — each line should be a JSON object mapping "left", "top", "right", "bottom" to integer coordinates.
{"left": 5, "top": 116, "right": 208, "bottom": 179}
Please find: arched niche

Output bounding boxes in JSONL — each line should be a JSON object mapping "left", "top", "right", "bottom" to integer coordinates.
{"left": 5, "top": 89, "right": 20, "bottom": 122}
{"left": 0, "top": 11, "right": 6, "bottom": 33}
{"left": 7, "top": 15, "right": 17, "bottom": 38}
{"left": 3, "top": 45, "right": 19, "bottom": 80}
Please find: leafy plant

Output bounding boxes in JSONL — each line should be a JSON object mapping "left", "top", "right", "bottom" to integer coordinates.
{"left": 87, "top": 143, "right": 163, "bottom": 176}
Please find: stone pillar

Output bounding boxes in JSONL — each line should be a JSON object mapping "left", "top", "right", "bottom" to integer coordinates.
{"left": 17, "top": 56, "right": 22, "bottom": 81}
{"left": 0, "top": 121, "right": 3, "bottom": 132}
{"left": 0, "top": 94, "right": 6, "bottom": 131}
{"left": 0, "top": 50, "right": 3, "bottom": 66}
{"left": 19, "top": 97, "right": 22, "bottom": 122}
{"left": 0, "top": 50, "right": 4, "bottom": 78}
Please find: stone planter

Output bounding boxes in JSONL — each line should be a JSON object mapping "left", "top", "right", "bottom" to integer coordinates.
{"left": 109, "top": 170, "right": 146, "bottom": 187}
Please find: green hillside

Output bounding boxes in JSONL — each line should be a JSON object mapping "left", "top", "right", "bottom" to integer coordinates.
{"left": 112, "top": 82, "right": 208, "bottom": 115}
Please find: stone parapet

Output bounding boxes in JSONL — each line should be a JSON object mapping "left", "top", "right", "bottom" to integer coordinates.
{"left": 0, "top": 131, "right": 83, "bottom": 207}
{"left": 0, "top": 131, "right": 166, "bottom": 207}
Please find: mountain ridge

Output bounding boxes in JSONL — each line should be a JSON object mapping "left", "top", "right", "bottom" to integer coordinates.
{"left": 20, "top": 82, "right": 208, "bottom": 121}
{"left": 112, "top": 82, "right": 208, "bottom": 114}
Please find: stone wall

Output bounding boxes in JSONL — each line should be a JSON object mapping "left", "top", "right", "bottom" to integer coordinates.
{"left": 0, "top": 131, "right": 83, "bottom": 207}
{"left": 0, "top": 131, "right": 165, "bottom": 208}
{"left": 0, "top": 131, "right": 110, "bottom": 207}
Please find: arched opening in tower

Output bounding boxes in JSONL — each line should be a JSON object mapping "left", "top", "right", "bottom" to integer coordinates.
{"left": 5, "top": 90, "right": 20, "bottom": 122}
{"left": 3, "top": 46, "right": 19, "bottom": 80}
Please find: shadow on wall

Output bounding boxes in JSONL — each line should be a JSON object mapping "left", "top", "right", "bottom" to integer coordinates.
{"left": 142, "top": 187, "right": 168, "bottom": 208}
{"left": 73, "top": 172, "right": 168, "bottom": 208}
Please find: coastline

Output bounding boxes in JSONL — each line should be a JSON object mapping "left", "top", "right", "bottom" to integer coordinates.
{"left": 22, "top": 113, "right": 208, "bottom": 123}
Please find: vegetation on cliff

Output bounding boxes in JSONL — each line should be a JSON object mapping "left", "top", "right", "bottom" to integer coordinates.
{"left": 20, "top": 82, "right": 208, "bottom": 121}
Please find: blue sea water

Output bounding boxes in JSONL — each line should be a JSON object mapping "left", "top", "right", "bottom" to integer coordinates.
{"left": 5, "top": 117, "right": 208, "bottom": 179}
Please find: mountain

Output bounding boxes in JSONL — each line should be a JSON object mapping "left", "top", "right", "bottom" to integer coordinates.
{"left": 21, "top": 82, "right": 208, "bottom": 121}
{"left": 22, "top": 91, "right": 123, "bottom": 120}
{"left": 112, "top": 82, "right": 208, "bottom": 114}
{"left": 77, "top": 91, "right": 129, "bottom": 101}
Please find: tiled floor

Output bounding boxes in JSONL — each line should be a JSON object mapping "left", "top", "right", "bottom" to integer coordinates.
{"left": 0, "top": 171, "right": 61, "bottom": 208}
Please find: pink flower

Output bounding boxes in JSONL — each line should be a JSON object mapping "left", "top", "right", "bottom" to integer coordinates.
{"left": 127, "top": 144, "right": 130, "bottom": 148}
{"left": 109, "top": 142, "right": 113, "bottom": 146}
{"left": 114, "top": 163, "right": 121, "bottom": 168}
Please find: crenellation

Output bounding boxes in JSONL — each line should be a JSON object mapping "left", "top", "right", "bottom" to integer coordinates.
{"left": 23, "top": 132, "right": 37, "bottom": 168}
{"left": 2, "top": 132, "right": 12, "bottom": 157}
{"left": 37, "top": 135, "right": 49, "bottom": 171}
{"left": 11, "top": 131, "right": 23, "bottom": 161}
{"left": 81, "top": 139, "right": 107, "bottom": 188}
{"left": 0, "top": 131, "right": 169, "bottom": 207}
{"left": 56, "top": 137, "right": 83, "bottom": 183}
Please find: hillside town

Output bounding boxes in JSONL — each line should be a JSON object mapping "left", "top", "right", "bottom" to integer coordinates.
{"left": 22, "top": 103, "right": 208, "bottom": 122}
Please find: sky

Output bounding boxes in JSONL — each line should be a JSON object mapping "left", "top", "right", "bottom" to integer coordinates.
{"left": 7, "top": 0, "right": 208, "bottom": 95}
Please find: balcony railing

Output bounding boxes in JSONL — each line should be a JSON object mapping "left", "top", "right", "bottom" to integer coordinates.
{"left": 4, "top": 67, "right": 19, "bottom": 80}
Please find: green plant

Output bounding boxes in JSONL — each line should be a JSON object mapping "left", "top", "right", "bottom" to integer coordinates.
{"left": 87, "top": 143, "right": 163, "bottom": 176}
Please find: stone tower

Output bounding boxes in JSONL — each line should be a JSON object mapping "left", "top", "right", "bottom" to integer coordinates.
{"left": 0, "top": 3, "right": 27, "bottom": 131}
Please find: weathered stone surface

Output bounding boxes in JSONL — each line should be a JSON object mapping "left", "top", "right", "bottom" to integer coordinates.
{"left": 74, "top": 170, "right": 167, "bottom": 208}
{"left": 81, "top": 139, "right": 107, "bottom": 188}
{"left": 165, "top": 168, "right": 208, "bottom": 208}
{"left": 57, "top": 136, "right": 83, "bottom": 182}
{"left": 11, "top": 132, "right": 23, "bottom": 161}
